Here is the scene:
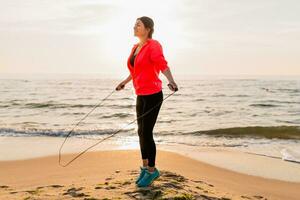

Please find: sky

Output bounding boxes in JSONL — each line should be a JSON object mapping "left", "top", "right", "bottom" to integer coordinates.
{"left": 0, "top": 0, "right": 300, "bottom": 78}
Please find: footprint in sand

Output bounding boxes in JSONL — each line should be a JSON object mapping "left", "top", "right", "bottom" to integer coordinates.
{"left": 63, "top": 187, "right": 89, "bottom": 198}
{"left": 48, "top": 184, "right": 64, "bottom": 188}
{"left": 241, "top": 195, "right": 267, "bottom": 200}
{"left": 191, "top": 179, "right": 215, "bottom": 187}
{"left": 253, "top": 195, "right": 266, "bottom": 199}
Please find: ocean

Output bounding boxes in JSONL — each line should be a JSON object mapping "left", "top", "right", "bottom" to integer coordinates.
{"left": 0, "top": 74, "right": 299, "bottom": 163}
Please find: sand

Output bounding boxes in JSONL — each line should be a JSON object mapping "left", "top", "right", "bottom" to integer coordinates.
{"left": 0, "top": 149, "right": 300, "bottom": 200}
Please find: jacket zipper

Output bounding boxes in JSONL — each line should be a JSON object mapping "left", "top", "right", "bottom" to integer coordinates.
{"left": 131, "top": 39, "right": 151, "bottom": 69}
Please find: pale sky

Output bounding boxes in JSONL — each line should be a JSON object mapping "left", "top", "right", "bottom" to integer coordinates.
{"left": 0, "top": 0, "right": 299, "bottom": 77}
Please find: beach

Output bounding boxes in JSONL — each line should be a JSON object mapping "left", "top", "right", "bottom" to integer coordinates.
{"left": 1, "top": 139, "right": 300, "bottom": 200}
{"left": 1, "top": 0, "right": 300, "bottom": 197}
{"left": 1, "top": 77, "right": 300, "bottom": 199}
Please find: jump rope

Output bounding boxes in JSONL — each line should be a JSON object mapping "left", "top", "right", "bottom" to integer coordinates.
{"left": 58, "top": 83, "right": 178, "bottom": 167}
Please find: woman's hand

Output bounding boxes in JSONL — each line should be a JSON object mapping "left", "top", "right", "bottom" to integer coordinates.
{"left": 116, "top": 74, "right": 132, "bottom": 91}
{"left": 115, "top": 82, "right": 126, "bottom": 91}
{"left": 168, "top": 81, "right": 178, "bottom": 92}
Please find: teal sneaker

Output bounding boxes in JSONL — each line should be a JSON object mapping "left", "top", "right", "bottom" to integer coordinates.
{"left": 135, "top": 166, "right": 147, "bottom": 184}
{"left": 137, "top": 167, "right": 160, "bottom": 187}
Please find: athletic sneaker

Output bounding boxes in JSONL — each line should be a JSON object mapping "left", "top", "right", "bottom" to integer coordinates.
{"left": 135, "top": 166, "right": 147, "bottom": 184}
{"left": 137, "top": 167, "right": 160, "bottom": 187}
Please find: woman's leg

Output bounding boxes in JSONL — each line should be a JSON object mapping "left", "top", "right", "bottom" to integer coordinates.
{"left": 142, "top": 91, "right": 163, "bottom": 171}
{"left": 136, "top": 95, "right": 148, "bottom": 167}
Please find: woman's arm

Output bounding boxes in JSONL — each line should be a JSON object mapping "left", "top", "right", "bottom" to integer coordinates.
{"left": 162, "top": 68, "right": 175, "bottom": 83}
{"left": 122, "top": 74, "right": 132, "bottom": 85}
{"left": 162, "top": 68, "right": 178, "bottom": 91}
{"left": 149, "top": 40, "right": 178, "bottom": 91}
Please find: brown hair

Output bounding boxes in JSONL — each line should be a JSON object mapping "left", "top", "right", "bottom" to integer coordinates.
{"left": 137, "top": 16, "right": 154, "bottom": 39}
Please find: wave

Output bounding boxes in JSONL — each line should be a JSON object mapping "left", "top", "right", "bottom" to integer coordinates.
{"left": 0, "top": 127, "right": 133, "bottom": 138}
{"left": 1, "top": 125, "right": 300, "bottom": 140}
{"left": 277, "top": 88, "right": 300, "bottom": 93}
{"left": 194, "top": 98, "right": 205, "bottom": 101}
{"left": 276, "top": 119, "right": 300, "bottom": 124}
{"left": 101, "top": 113, "right": 133, "bottom": 118}
{"left": 249, "top": 103, "right": 280, "bottom": 107}
{"left": 229, "top": 94, "right": 250, "bottom": 97}
{"left": 250, "top": 100, "right": 300, "bottom": 105}
{"left": 60, "top": 112, "right": 133, "bottom": 118}
{"left": 242, "top": 150, "right": 300, "bottom": 164}
{"left": 1, "top": 100, "right": 135, "bottom": 109}
{"left": 266, "top": 100, "right": 300, "bottom": 104}
{"left": 281, "top": 148, "right": 300, "bottom": 163}
{"left": 184, "top": 126, "right": 300, "bottom": 140}
{"left": 6, "top": 101, "right": 97, "bottom": 109}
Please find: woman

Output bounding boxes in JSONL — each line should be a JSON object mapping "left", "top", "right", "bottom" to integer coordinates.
{"left": 115, "top": 16, "right": 178, "bottom": 187}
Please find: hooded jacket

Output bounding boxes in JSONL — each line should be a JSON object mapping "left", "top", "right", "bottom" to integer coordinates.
{"left": 127, "top": 38, "right": 170, "bottom": 95}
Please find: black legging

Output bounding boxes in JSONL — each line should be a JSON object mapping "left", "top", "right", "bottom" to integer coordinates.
{"left": 136, "top": 90, "right": 163, "bottom": 167}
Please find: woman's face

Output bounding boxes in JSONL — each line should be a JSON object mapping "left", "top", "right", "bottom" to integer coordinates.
{"left": 134, "top": 19, "right": 149, "bottom": 38}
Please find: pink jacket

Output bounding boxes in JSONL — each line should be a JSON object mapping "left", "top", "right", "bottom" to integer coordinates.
{"left": 127, "top": 38, "right": 170, "bottom": 95}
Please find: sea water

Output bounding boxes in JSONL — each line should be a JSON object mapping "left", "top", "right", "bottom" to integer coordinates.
{"left": 0, "top": 74, "right": 299, "bottom": 163}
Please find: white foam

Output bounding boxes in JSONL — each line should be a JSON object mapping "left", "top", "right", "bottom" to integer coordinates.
{"left": 281, "top": 148, "right": 300, "bottom": 163}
